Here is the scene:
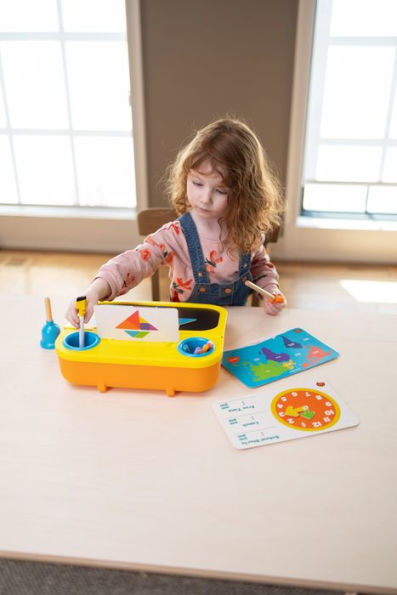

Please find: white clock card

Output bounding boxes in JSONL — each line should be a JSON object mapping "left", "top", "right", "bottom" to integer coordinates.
{"left": 94, "top": 304, "right": 179, "bottom": 342}
{"left": 213, "top": 380, "right": 359, "bottom": 449}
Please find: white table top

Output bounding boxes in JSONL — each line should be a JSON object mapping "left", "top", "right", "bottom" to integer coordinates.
{"left": 1, "top": 296, "right": 397, "bottom": 593}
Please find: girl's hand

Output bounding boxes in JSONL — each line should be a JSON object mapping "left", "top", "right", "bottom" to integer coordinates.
{"left": 65, "top": 279, "right": 110, "bottom": 327}
{"left": 65, "top": 294, "right": 96, "bottom": 328}
{"left": 262, "top": 289, "right": 287, "bottom": 316}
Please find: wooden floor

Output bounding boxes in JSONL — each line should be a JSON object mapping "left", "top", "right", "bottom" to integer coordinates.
{"left": 1, "top": 249, "right": 397, "bottom": 315}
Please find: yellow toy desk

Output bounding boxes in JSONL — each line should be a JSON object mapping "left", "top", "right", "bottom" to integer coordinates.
{"left": 55, "top": 301, "right": 227, "bottom": 396}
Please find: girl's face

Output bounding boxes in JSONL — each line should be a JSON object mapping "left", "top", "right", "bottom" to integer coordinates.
{"left": 187, "top": 160, "right": 229, "bottom": 220}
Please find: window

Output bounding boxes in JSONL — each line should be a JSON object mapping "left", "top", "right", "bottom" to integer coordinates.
{"left": 0, "top": 0, "right": 136, "bottom": 209}
{"left": 302, "top": 0, "right": 397, "bottom": 219}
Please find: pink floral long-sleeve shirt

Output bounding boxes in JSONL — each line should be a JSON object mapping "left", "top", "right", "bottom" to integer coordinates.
{"left": 95, "top": 218, "right": 279, "bottom": 302}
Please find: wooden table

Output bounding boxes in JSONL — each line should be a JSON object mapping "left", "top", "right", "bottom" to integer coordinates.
{"left": 1, "top": 296, "right": 396, "bottom": 594}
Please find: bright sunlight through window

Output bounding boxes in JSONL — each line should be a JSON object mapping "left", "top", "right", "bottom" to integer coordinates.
{"left": 302, "top": 0, "right": 397, "bottom": 219}
{"left": 0, "top": 0, "right": 136, "bottom": 209}
{"left": 340, "top": 280, "right": 397, "bottom": 303}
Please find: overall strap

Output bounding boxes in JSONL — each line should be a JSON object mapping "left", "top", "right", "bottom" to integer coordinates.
{"left": 238, "top": 251, "right": 251, "bottom": 276}
{"left": 178, "top": 212, "right": 210, "bottom": 284}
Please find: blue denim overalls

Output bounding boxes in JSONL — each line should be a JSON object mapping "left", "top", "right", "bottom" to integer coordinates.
{"left": 178, "top": 212, "right": 253, "bottom": 306}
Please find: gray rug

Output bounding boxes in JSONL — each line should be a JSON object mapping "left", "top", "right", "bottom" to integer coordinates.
{"left": 0, "top": 559, "right": 347, "bottom": 595}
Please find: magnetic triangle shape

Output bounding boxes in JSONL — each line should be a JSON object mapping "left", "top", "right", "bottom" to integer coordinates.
{"left": 125, "top": 330, "right": 149, "bottom": 339}
{"left": 139, "top": 317, "right": 157, "bottom": 330}
{"left": 179, "top": 317, "right": 197, "bottom": 326}
{"left": 117, "top": 310, "right": 140, "bottom": 330}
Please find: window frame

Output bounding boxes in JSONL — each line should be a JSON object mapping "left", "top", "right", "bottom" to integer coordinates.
{"left": 301, "top": 0, "right": 397, "bottom": 219}
{"left": 0, "top": 0, "right": 148, "bottom": 252}
{"left": 271, "top": 0, "right": 397, "bottom": 265}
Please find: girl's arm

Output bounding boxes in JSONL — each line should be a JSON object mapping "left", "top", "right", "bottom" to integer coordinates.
{"left": 96, "top": 225, "right": 179, "bottom": 301}
{"left": 250, "top": 243, "right": 286, "bottom": 315}
{"left": 65, "top": 222, "right": 179, "bottom": 327}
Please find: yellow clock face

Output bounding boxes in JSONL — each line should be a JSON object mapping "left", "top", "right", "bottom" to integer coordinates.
{"left": 271, "top": 387, "right": 340, "bottom": 432}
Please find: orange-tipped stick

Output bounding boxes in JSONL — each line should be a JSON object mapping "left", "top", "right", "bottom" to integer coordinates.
{"left": 245, "top": 280, "right": 284, "bottom": 304}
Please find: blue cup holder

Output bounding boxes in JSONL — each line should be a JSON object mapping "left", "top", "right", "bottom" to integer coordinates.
{"left": 177, "top": 337, "right": 214, "bottom": 357}
{"left": 63, "top": 331, "right": 100, "bottom": 351}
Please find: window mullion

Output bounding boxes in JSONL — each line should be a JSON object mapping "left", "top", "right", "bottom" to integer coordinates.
{"left": 56, "top": 0, "right": 79, "bottom": 207}
{"left": 0, "top": 46, "right": 21, "bottom": 204}
{"left": 379, "top": 47, "right": 397, "bottom": 182}
{"left": 303, "top": 0, "right": 332, "bottom": 181}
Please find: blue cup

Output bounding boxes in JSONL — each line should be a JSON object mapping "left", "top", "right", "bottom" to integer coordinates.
{"left": 177, "top": 337, "right": 214, "bottom": 357}
{"left": 63, "top": 331, "right": 100, "bottom": 351}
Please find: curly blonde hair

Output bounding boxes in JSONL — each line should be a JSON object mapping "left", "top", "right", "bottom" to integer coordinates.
{"left": 165, "top": 118, "right": 284, "bottom": 253}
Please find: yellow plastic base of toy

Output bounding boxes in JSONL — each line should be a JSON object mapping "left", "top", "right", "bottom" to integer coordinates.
{"left": 58, "top": 358, "right": 220, "bottom": 397}
{"left": 55, "top": 300, "right": 227, "bottom": 396}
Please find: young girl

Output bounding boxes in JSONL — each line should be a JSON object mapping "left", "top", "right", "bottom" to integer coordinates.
{"left": 66, "top": 118, "right": 286, "bottom": 326}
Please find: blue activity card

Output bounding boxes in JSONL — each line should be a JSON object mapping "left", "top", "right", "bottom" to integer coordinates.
{"left": 221, "top": 328, "right": 339, "bottom": 388}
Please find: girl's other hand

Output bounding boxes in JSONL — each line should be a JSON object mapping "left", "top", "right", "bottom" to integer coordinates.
{"left": 65, "top": 279, "right": 110, "bottom": 327}
{"left": 262, "top": 289, "right": 287, "bottom": 316}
